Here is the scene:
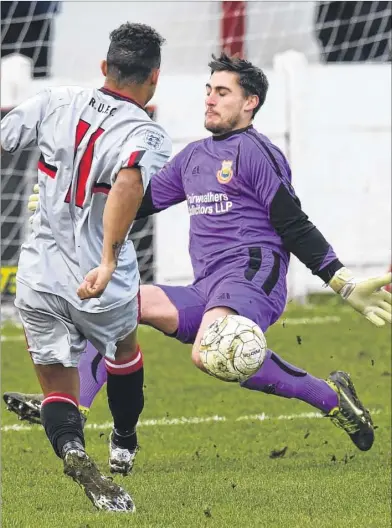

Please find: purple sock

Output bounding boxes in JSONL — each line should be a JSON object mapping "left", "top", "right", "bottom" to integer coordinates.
{"left": 78, "top": 342, "right": 107, "bottom": 409}
{"left": 241, "top": 349, "right": 338, "bottom": 413}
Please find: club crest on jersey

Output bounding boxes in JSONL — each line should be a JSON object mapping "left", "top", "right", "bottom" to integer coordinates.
{"left": 217, "top": 160, "right": 233, "bottom": 184}
{"left": 144, "top": 129, "right": 164, "bottom": 150}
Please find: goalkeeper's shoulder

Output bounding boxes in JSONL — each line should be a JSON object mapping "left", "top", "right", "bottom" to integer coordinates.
{"left": 168, "top": 137, "right": 204, "bottom": 165}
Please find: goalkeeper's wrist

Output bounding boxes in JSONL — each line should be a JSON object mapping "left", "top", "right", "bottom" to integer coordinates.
{"left": 328, "top": 267, "right": 355, "bottom": 295}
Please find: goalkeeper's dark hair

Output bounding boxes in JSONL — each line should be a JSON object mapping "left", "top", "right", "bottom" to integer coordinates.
{"left": 107, "top": 23, "right": 165, "bottom": 85}
{"left": 208, "top": 53, "right": 269, "bottom": 117}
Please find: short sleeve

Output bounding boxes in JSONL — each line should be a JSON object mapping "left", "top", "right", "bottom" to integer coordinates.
{"left": 1, "top": 90, "right": 50, "bottom": 152}
{"left": 114, "top": 123, "right": 172, "bottom": 192}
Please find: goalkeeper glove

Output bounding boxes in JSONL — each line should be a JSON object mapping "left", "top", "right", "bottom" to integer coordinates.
{"left": 28, "top": 183, "right": 39, "bottom": 212}
{"left": 329, "top": 267, "right": 392, "bottom": 327}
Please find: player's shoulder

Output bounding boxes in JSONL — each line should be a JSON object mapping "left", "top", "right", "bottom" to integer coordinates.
{"left": 18, "top": 85, "right": 84, "bottom": 110}
{"left": 128, "top": 119, "right": 172, "bottom": 156}
{"left": 134, "top": 118, "right": 168, "bottom": 138}
{"left": 241, "top": 126, "right": 285, "bottom": 156}
{"left": 46, "top": 85, "right": 86, "bottom": 102}
{"left": 241, "top": 126, "right": 289, "bottom": 166}
{"left": 175, "top": 137, "right": 205, "bottom": 161}
{"left": 38, "top": 85, "right": 87, "bottom": 114}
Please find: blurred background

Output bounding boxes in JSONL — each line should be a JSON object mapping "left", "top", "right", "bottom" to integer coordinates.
{"left": 1, "top": 1, "right": 391, "bottom": 315}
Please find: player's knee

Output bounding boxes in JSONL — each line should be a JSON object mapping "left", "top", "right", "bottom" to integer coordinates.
{"left": 115, "top": 329, "right": 138, "bottom": 361}
{"left": 140, "top": 284, "right": 179, "bottom": 334}
{"left": 191, "top": 346, "right": 207, "bottom": 372}
{"left": 139, "top": 285, "right": 156, "bottom": 322}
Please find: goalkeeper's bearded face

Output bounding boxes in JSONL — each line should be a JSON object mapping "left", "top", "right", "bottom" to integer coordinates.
{"left": 204, "top": 71, "right": 258, "bottom": 135}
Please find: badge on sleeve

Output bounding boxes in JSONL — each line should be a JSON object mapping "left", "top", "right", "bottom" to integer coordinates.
{"left": 144, "top": 129, "right": 164, "bottom": 150}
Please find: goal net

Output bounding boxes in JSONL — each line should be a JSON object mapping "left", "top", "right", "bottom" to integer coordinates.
{"left": 1, "top": 1, "right": 391, "bottom": 311}
{"left": 245, "top": 1, "right": 391, "bottom": 65}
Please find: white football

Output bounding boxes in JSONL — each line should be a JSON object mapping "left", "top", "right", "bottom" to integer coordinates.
{"left": 199, "top": 315, "right": 267, "bottom": 382}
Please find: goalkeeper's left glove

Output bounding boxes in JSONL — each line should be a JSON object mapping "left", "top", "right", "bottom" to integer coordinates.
{"left": 329, "top": 267, "right": 392, "bottom": 327}
{"left": 28, "top": 183, "right": 39, "bottom": 212}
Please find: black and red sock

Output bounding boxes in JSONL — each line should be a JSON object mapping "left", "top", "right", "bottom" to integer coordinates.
{"left": 40, "top": 393, "right": 85, "bottom": 458}
{"left": 105, "top": 346, "right": 144, "bottom": 450}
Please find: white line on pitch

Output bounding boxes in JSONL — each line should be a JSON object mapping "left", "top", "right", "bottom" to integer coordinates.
{"left": 0, "top": 315, "right": 342, "bottom": 342}
{"left": 279, "top": 315, "right": 341, "bottom": 326}
{"left": 1, "top": 335, "right": 25, "bottom": 342}
{"left": 1, "top": 409, "right": 382, "bottom": 432}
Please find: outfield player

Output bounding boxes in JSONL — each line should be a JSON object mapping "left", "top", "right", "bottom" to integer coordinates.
{"left": 1, "top": 23, "right": 170, "bottom": 511}
{"left": 5, "top": 54, "right": 391, "bottom": 466}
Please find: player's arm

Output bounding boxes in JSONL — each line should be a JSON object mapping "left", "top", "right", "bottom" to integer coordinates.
{"left": 135, "top": 182, "right": 160, "bottom": 219}
{"left": 77, "top": 168, "right": 144, "bottom": 300}
{"left": 271, "top": 184, "right": 391, "bottom": 326}
{"left": 77, "top": 123, "right": 173, "bottom": 299}
{"left": 135, "top": 170, "right": 185, "bottom": 219}
{"left": 102, "top": 167, "right": 144, "bottom": 267}
{"left": 25, "top": 175, "right": 164, "bottom": 219}
{"left": 1, "top": 90, "right": 50, "bottom": 153}
{"left": 136, "top": 146, "right": 193, "bottom": 219}
{"left": 26, "top": 142, "right": 189, "bottom": 219}
{"left": 252, "top": 156, "right": 391, "bottom": 326}
{"left": 269, "top": 183, "right": 344, "bottom": 283}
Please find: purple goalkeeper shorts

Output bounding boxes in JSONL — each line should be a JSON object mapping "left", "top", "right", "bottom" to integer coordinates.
{"left": 157, "top": 247, "right": 288, "bottom": 344}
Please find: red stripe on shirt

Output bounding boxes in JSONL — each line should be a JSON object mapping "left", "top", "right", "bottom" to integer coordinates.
{"left": 127, "top": 151, "right": 140, "bottom": 167}
{"left": 38, "top": 160, "right": 57, "bottom": 179}
{"left": 127, "top": 150, "right": 145, "bottom": 168}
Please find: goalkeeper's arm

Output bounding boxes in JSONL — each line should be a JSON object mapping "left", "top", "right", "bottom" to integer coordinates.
{"left": 269, "top": 183, "right": 391, "bottom": 327}
{"left": 135, "top": 181, "right": 164, "bottom": 219}
{"left": 29, "top": 142, "right": 188, "bottom": 219}
{"left": 27, "top": 180, "right": 163, "bottom": 219}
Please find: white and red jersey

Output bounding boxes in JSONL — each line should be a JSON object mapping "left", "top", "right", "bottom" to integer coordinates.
{"left": 1, "top": 86, "right": 171, "bottom": 312}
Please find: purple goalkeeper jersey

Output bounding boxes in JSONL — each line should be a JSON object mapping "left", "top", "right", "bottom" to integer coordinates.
{"left": 150, "top": 126, "right": 291, "bottom": 281}
{"left": 147, "top": 125, "right": 341, "bottom": 285}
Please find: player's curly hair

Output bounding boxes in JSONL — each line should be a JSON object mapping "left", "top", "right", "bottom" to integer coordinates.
{"left": 107, "top": 22, "right": 165, "bottom": 85}
{"left": 208, "top": 53, "right": 269, "bottom": 117}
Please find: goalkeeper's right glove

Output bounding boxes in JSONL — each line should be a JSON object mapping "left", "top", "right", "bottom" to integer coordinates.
{"left": 28, "top": 183, "right": 39, "bottom": 212}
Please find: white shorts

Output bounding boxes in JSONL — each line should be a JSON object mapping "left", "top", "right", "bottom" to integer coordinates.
{"left": 15, "top": 281, "right": 139, "bottom": 367}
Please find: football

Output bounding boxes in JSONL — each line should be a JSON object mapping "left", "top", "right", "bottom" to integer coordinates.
{"left": 199, "top": 315, "right": 267, "bottom": 382}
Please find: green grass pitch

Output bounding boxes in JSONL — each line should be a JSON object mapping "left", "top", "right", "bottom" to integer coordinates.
{"left": 1, "top": 298, "right": 391, "bottom": 527}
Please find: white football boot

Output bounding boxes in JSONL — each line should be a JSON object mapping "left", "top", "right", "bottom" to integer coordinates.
{"left": 109, "top": 431, "right": 138, "bottom": 476}
{"left": 64, "top": 448, "right": 135, "bottom": 512}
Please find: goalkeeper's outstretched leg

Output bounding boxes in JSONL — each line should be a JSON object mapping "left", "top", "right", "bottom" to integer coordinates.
{"left": 4, "top": 272, "right": 390, "bottom": 456}
{"left": 325, "top": 371, "right": 374, "bottom": 451}
{"left": 3, "top": 367, "right": 375, "bottom": 451}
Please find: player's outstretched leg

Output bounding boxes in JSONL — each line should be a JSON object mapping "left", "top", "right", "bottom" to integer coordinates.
{"left": 325, "top": 370, "right": 374, "bottom": 451}
{"left": 241, "top": 350, "right": 374, "bottom": 451}
{"left": 106, "top": 332, "right": 144, "bottom": 476}
{"left": 3, "top": 341, "right": 107, "bottom": 426}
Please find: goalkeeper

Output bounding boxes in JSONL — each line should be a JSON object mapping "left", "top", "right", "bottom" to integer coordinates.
{"left": 5, "top": 53, "right": 391, "bottom": 467}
